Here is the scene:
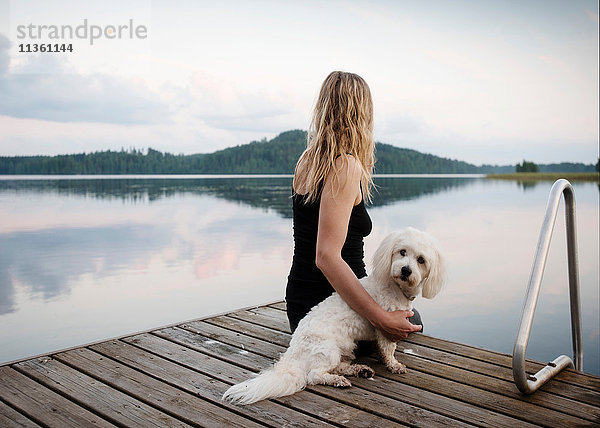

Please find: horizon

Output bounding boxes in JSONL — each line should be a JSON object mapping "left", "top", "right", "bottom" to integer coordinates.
{"left": 1, "top": 128, "right": 596, "bottom": 168}
{"left": 0, "top": 0, "right": 598, "bottom": 164}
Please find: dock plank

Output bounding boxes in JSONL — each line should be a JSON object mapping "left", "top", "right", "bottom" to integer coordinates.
{"left": 0, "top": 366, "right": 114, "bottom": 427}
{"left": 124, "top": 332, "right": 416, "bottom": 427}
{"left": 229, "top": 308, "right": 292, "bottom": 333}
{"left": 153, "top": 326, "right": 275, "bottom": 371}
{"left": 405, "top": 333, "right": 600, "bottom": 391}
{"left": 0, "top": 400, "right": 41, "bottom": 428}
{"left": 180, "top": 320, "right": 287, "bottom": 358}
{"left": 395, "top": 341, "right": 600, "bottom": 414}
{"left": 220, "top": 306, "right": 596, "bottom": 427}
{"left": 269, "top": 302, "right": 598, "bottom": 387}
{"left": 373, "top": 357, "right": 591, "bottom": 427}
{"left": 1, "top": 300, "right": 598, "bottom": 427}
{"left": 258, "top": 304, "right": 599, "bottom": 385}
{"left": 204, "top": 314, "right": 291, "bottom": 345}
{"left": 53, "top": 347, "right": 261, "bottom": 428}
{"left": 202, "top": 315, "right": 541, "bottom": 428}
{"left": 152, "top": 328, "right": 421, "bottom": 427}
{"left": 196, "top": 317, "right": 537, "bottom": 428}
{"left": 268, "top": 301, "right": 287, "bottom": 311}
{"left": 151, "top": 328, "right": 475, "bottom": 427}
{"left": 180, "top": 321, "right": 484, "bottom": 427}
{"left": 397, "top": 339, "right": 600, "bottom": 406}
{"left": 263, "top": 303, "right": 600, "bottom": 411}
{"left": 91, "top": 338, "right": 333, "bottom": 428}
{"left": 14, "top": 357, "right": 186, "bottom": 428}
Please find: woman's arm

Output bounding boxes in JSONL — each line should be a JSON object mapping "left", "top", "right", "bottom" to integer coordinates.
{"left": 315, "top": 155, "right": 421, "bottom": 342}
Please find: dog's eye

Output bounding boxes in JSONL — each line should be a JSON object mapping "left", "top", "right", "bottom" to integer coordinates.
{"left": 417, "top": 256, "right": 425, "bottom": 264}
{"left": 399, "top": 249, "right": 406, "bottom": 256}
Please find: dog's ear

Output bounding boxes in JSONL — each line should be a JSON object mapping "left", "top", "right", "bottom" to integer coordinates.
{"left": 422, "top": 245, "right": 446, "bottom": 299}
{"left": 371, "top": 232, "right": 399, "bottom": 284}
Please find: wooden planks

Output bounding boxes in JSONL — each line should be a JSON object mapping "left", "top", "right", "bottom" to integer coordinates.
{"left": 256, "top": 303, "right": 600, "bottom": 426}
{"left": 404, "top": 331, "right": 600, "bottom": 391}
{"left": 92, "top": 337, "right": 333, "bottom": 428}
{"left": 0, "top": 399, "right": 41, "bottom": 428}
{"left": 0, "top": 366, "right": 114, "bottom": 427}
{"left": 14, "top": 357, "right": 186, "bottom": 427}
{"left": 172, "top": 322, "right": 468, "bottom": 427}
{"left": 1, "top": 300, "right": 598, "bottom": 427}
{"left": 54, "top": 347, "right": 258, "bottom": 428}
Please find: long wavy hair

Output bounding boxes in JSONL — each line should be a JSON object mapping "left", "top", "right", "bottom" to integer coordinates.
{"left": 294, "top": 71, "right": 375, "bottom": 204}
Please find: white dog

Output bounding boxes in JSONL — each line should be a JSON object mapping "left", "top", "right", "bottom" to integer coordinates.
{"left": 223, "top": 227, "right": 446, "bottom": 405}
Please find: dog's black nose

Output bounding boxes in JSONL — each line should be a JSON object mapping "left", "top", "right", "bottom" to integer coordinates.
{"left": 401, "top": 266, "right": 412, "bottom": 277}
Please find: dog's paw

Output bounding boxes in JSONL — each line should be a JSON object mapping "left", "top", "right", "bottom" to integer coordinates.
{"left": 333, "top": 376, "right": 352, "bottom": 388}
{"left": 387, "top": 362, "right": 407, "bottom": 374}
{"left": 357, "top": 366, "right": 375, "bottom": 379}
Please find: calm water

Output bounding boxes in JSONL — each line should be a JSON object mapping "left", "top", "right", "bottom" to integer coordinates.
{"left": 0, "top": 175, "right": 598, "bottom": 375}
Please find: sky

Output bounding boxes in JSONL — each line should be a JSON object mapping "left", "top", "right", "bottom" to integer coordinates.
{"left": 0, "top": 0, "right": 598, "bottom": 165}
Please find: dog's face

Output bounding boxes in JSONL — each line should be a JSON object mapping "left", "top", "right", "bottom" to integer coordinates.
{"left": 372, "top": 227, "right": 446, "bottom": 300}
{"left": 390, "top": 237, "right": 437, "bottom": 299}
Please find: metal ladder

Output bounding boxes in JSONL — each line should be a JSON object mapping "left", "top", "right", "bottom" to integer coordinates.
{"left": 513, "top": 179, "right": 583, "bottom": 394}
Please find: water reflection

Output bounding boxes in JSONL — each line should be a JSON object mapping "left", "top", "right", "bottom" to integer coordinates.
{"left": 372, "top": 177, "right": 481, "bottom": 205}
{"left": 517, "top": 180, "right": 540, "bottom": 191}
{"left": 0, "top": 177, "right": 295, "bottom": 215}
{"left": 0, "top": 193, "right": 294, "bottom": 313}
{"left": 0, "top": 188, "right": 294, "bottom": 363}
{"left": 0, "top": 176, "right": 481, "bottom": 317}
{"left": 0, "top": 225, "right": 172, "bottom": 315}
{"left": 0, "top": 176, "right": 597, "bottom": 375}
{"left": 0, "top": 175, "right": 480, "bottom": 218}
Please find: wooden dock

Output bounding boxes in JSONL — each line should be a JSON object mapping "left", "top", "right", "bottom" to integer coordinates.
{"left": 1, "top": 301, "right": 598, "bottom": 427}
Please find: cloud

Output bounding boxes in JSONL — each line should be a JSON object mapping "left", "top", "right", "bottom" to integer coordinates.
{"left": 0, "top": 0, "right": 597, "bottom": 164}
{"left": 176, "top": 71, "right": 303, "bottom": 133}
{"left": 0, "top": 32, "right": 305, "bottom": 154}
{"left": 375, "top": 113, "right": 426, "bottom": 138}
{"left": 0, "top": 33, "right": 171, "bottom": 124}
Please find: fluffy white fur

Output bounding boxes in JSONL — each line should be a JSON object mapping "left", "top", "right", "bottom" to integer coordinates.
{"left": 222, "top": 227, "right": 446, "bottom": 405}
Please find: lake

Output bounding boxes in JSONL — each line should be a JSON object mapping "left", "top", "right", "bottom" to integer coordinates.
{"left": 0, "top": 175, "right": 598, "bottom": 375}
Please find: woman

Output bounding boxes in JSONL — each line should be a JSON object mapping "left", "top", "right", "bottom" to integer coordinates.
{"left": 285, "top": 71, "right": 421, "bottom": 342}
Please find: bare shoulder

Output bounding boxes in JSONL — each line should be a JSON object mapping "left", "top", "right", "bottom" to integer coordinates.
{"left": 326, "top": 154, "right": 362, "bottom": 204}
{"left": 333, "top": 154, "right": 362, "bottom": 183}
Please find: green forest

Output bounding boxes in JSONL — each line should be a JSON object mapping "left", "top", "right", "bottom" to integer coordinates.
{"left": 0, "top": 130, "right": 595, "bottom": 174}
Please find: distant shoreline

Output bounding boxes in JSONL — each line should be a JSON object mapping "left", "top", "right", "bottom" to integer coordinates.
{"left": 2, "top": 130, "right": 596, "bottom": 175}
{"left": 486, "top": 172, "right": 599, "bottom": 182}
{"left": 0, "top": 173, "right": 486, "bottom": 180}
{"left": 2, "top": 172, "right": 598, "bottom": 181}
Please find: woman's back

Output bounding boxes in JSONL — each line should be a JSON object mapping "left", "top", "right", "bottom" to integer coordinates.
{"left": 285, "top": 183, "right": 372, "bottom": 331}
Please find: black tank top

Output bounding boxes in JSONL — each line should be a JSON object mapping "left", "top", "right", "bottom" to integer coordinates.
{"left": 285, "top": 186, "right": 372, "bottom": 322}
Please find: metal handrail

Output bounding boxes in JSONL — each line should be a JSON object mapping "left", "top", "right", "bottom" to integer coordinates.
{"left": 512, "top": 179, "right": 582, "bottom": 394}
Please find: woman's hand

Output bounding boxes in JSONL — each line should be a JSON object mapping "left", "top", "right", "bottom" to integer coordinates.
{"left": 371, "top": 309, "right": 422, "bottom": 342}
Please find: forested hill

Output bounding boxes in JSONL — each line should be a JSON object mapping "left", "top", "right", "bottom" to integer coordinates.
{"left": 374, "top": 143, "right": 493, "bottom": 174}
{"left": 0, "top": 129, "right": 592, "bottom": 174}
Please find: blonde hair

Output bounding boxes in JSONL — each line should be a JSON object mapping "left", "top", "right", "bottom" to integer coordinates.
{"left": 294, "top": 71, "right": 375, "bottom": 204}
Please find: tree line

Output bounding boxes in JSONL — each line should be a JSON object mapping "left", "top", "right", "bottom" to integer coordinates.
{"left": 0, "top": 130, "right": 595, "bottom": 174}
